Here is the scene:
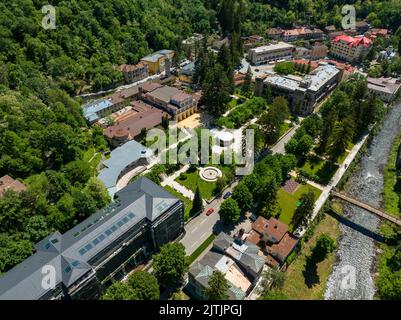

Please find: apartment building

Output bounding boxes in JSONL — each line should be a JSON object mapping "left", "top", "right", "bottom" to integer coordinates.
{"left": 247, "top": 42, "right": 295, "bottom": 65}
{"left": 120, "top": 62, "right": 149, "bottom": 84}
{"left": 259, "top": 62, "right": 342, "bottom": 115}
{"left": 141, "top": 50, "right": 175, "bottom": 75}
{"left": 139, "top": 83, "right": 197, "bottom": 121}
{"left": 367, "top": 77, "right": 401, "bottom": 103}
{"left": 0, "top": 177, "right": 184, "bottom": 300}
{"left": 330, "top": 35, "right": 373, "bottom": 62}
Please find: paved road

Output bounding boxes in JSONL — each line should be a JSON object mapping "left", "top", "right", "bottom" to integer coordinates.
{"left": 180, "top": 122, "right": 300, "bottom": 255}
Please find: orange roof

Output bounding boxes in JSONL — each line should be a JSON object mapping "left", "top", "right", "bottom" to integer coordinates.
{"left": 0, "top": 175, "right": 27, "bottom": 197}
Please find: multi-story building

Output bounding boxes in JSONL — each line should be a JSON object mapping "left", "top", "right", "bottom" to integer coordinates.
{"left": 0, "top": 177, "right": 185, "bottom": 300}
{"left": 310, "top": 42, "right": 328, "bottom": 60}
{"left": 258, "top": 62, "right": 342, "bottom": 115}
{"left": 139, "top": 83, "right": 197, "bottom": 121}
{"left": 187, "top": 233, "right": 265, "bottom": 300}
{"left": 120, "top": 62, "right": 149, "bottom": 84}
{"left": 141, "top": 50, "right": 175, "bottom": 75}
{"left": 367, "top": 77, "right": 401, "bottom": 103}
{"left": 247, "top": 42, "right": 295, "bottom": 65}
{"left": 330, "top": 35, "right": 373, "bottom": 62}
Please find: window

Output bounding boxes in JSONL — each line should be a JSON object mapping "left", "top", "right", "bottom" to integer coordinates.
{"left": 105, "top": 229, "right": 112, "bottom": 236}
{"left": 64, "top": 266, "right": 71, "bottom": 273}
{"left": 51, "top": 239, "right": 59, "bottom": 244}
{"left": 71, "top": 261, "right": 80, "bottom": 267}
{"left": 84, "top": 243, "right": 93, "bottom": 251}
{"left": 79, "top": 248, "right": 86, "bottom": 256}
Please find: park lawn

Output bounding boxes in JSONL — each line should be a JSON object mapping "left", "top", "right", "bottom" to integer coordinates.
{"left": 164, "top": 185, "right": 193, "bottom": 221}
{"left": 175, "top": 166, "right": 234, "bottom": 201}
{"left": 187, "top": 234, "right": 216, "bottom": 265}
{"left": 298, "top": 158, "right": 338, "bottom": 185}
{"left": 176, "top": 170, "right": 217, "bottom": 200}
{"left": 277, "top": 182, "right": 322, "bottom": 228}
{"left": 336, "top": 151, "right": 349, "bottom": 165}
{"left": 279, "top": 122, "right": 292, "bottom": 137}
{"left": 281, "top": 213, "right": 340, "bottom": 300}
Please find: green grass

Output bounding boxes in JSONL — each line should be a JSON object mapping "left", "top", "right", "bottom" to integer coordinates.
{"left": 281, "top": 214, "right": 340, "bottom": 300}
{"left": 175, "top": 166, "right": 234, "bottom": 200}
{"left": 297, "top": 157, "right": 338, "bottom": 185}
{"left": 164, "top": 185, "right": 193, "bottom": 221}
{"left": 279, "top": 122, "right": 292, "bottom": 137}
{"left": 277, "top": 180, "right": 322, "bottom": 229}
{"left": 83, "top": 147, "right": 102, "bottom": 171}
{"left": 383, "top": 133, "right": 401, "bottom": 217}
{"left": 187, "top": 234, "right": 216, "bottom": 265}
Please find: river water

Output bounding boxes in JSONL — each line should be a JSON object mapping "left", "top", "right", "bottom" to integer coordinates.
{"left": 324, "top": 101, "right": 401, "bottom": 300}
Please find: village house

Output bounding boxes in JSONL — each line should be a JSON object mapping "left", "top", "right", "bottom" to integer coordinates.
{"left": 141, "top": 50, "right": 175, "bottom": 75}
{"left": 246, "top": 217, "right": 299, "bottom": 268}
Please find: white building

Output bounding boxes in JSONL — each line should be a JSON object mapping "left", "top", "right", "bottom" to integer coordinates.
{"left": 247, "top": 42, "right": 295, "bottom": 65}
{"left": 367, "top": 77, "right": 401, "bottom": 103}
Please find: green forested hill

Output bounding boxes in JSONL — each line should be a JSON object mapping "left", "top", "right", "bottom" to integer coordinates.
{"left": 0, "top": 0, "right": 401, "bottom": 274}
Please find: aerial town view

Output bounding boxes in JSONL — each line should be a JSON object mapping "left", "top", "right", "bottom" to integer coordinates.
{"left": 0, "top": 0, "right": 401, "bottom": 311}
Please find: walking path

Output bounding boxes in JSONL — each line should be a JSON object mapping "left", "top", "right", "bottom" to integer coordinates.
{"left": 295, "top": 132, "right": 369, "bottom": 237}
{"left": 161, "top": 165, "right": 195, "bottom": 200}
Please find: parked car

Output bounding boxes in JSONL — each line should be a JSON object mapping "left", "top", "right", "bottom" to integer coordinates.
{"left": 223, "top": 192, "right": 232, "bottom": 199}
{"left": 206, "top": 208, "right": 214, "bottom": 216}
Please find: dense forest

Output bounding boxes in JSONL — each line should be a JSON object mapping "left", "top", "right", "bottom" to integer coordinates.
{"left": 0, "top": 0, "right": 401, "bottom": 275}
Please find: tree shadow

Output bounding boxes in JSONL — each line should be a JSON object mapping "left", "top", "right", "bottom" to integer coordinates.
{"left": 302, "top": 253, "right": 321, "bottom": 288}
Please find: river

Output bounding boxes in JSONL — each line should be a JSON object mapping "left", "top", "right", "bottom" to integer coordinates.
{"left": 324, "top": 101, "right": 401, "bottom": 300}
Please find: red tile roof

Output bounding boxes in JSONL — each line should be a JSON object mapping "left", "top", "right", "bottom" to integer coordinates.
{"left": 333, "top": 35, "right": 373, "bottom": 48}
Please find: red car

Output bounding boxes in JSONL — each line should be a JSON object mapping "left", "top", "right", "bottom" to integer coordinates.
{"left": 206, "top": 208, "right": 214, "bottom": 216}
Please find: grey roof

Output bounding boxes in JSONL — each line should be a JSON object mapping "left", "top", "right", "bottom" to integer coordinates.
{"left": 82, "top": 99, "right": 113, "bottom": 122}
{"left": 98, "top": 140, "right": 152, "bottom": 197}
{"left": 0, "top": 177, "right": 180, "bottom": 300}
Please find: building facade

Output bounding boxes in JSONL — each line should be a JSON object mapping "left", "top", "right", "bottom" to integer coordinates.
{"left": 141, "top": 50, "right": 175, "bottom": 75}
{"left": 247, "top": 42, "right": 295, "bottom": 65}
{"left": 259, "top": 62, "right": 342, "bottom": 115}
{"left": 330, "top": 35, "right": 373, "bottom": 62}
{"left": 367, "top": 77, "right": 401, "bottom": 103}
{"left": 120, "top": 62, "right": 149, "bottom": 84}
{"left": 0, "top": 177, "right": 185, "bottom": 300}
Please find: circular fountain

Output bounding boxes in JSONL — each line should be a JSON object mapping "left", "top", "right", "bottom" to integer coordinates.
{"left": 199, "top": 167, "right": 223, "bottom": 182}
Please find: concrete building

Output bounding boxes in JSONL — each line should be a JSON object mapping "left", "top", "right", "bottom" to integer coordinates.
{"left": 247, "top": 42, "right": 295, "bottom": 65}
{"left": 0, "top": 175, "right": 27, "bottom": 198}
{"left": 367, "top": 77, "right": 401, "bottom": 103}
{"left": 98, "top": 140, "right": 153, "bottom": 198}
{"left": 141, "top": 50, "right": 175, "bottom": 75}
{"left": 120, "top": 62, "right": 149, "bottom": 84}
{"left": 187, "top": 233, "right": 265, "bottom": 300}
{"left": 330, "top": 35, "right": 373, "bottom": 62}
{"left": 0, "top": 177, "right": 185, "bottom": 300}
{"left": 260, "top": 62, "right": 342, "bottom": 115}
{"left": 310, "top": 43, "right": 328, "bottom": 60}
{"left": 139, "top": 83, "right": 197, "bottom": 121}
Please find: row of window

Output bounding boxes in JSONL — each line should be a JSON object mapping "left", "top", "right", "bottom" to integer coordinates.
{"left": 78, "top": 211, "right": 136, "bottom": 257}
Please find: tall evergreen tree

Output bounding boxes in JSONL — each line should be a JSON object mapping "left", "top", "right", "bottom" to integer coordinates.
{"left": 192, "top": 185, "right": 204, "bottom": 215}
{"left": 241, "top": 66, "right": 253, "bottom": 97}
{"left": 204, "top": 270, "right": 229, "bottom": 300}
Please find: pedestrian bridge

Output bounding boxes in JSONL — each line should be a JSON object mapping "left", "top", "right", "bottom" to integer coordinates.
{"left": 330, "top": 190, "right": 401, "bottom": 228}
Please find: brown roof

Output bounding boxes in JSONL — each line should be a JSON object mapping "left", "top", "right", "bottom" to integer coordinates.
{"left": 0, "top": 175, "right": 27, "bottom": 197}
{"left": 120, "top": 62, "right": 147, "bottom": 73}
{"left": 140, "top": 82, "right": 163, "bottom": 93}
{"left": 268, "top": 233, "right": 298, "bottom": 261}
{"left": 252, "top": 216, "right": 288, "bottom": 242}
{"left": 103, "top": 101, "right": 169, "bottom": 139}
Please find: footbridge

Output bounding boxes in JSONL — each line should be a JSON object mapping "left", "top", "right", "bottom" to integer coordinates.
{"left": 330, "top": 190, "right": 401, "bottom": 228}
